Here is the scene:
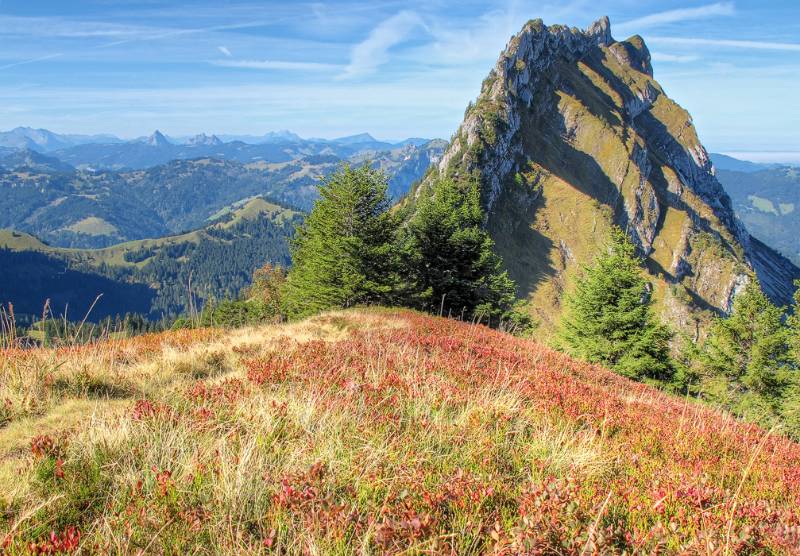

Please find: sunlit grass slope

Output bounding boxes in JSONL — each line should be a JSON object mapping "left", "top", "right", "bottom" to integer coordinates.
{"left": 1, "top": 309, "right": 799, "bottom": 553}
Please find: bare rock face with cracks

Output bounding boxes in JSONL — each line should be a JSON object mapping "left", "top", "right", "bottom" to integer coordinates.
{"left": 414, "top": 16, "right": 799, "bottom": 335}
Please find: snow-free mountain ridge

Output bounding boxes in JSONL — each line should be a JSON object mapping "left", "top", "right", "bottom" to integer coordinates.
{"left": 411, "top": 16, "right": 799, "bottom": 334}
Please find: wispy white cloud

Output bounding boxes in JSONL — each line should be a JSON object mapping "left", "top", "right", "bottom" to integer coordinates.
{"left": 0, "top": 53, "right": 64, "bottom": 71}
{"left": 0, "top": 15, "right": 161, "bottom": 39}
{"left": 648, "top": 36, "right": 800, "bottom": 52}
{"left": 211, "top": 59, "right": 342, "bottom": 71}
{"left": 616, "top": 2, "right": 735, "bottom": 33}
{"left": 414, "top": 8, "right": 516, "bottom": 66}
{"left": 651, "top": 52, "right": 700, "bottom": 63}
{"left": 406, "top": 0, "right": 588, "bottom": 67}
{"left": 0, "top": 15, "right": 279, "bottom": 71}
{"left": 99, "top": 20, "right": 271, "bottom": 48}
{"left": 0, "top": 0, "right": 796, "bottom": 152}
{"left": 339, "top": 11, "right": 426, "bottom": 80}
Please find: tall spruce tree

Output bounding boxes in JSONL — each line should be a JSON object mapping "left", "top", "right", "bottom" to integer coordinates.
{"left": 700, "top": 281, "right": 788, "bottom": 398}
{"left": 282, "top": 164, "right": 401, "bottom": 319}
{"left": 782, "top": 280, "right": 800, "bottom": 437}
{"left": 695, "top": 279, "right": 789, "bottom": 424}
{"left": 559, "top": 227, "right": 673, "bottom": 381}
{"left": 403, "top": 177, "right": 525, "bottom": 327}
{"left": 785, "top": 279, "right": 800, "bottom": 366}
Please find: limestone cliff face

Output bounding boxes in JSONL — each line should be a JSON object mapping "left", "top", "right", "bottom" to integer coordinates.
{"left": 417, "top": 17, "right": 798, "bottom": 334}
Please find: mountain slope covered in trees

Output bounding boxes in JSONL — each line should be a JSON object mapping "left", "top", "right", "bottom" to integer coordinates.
{"left": 716, "top": 166, "right": 800, "bottom": 266}
{"left": 0, "top": 199, "right": 301, "bottom": 320}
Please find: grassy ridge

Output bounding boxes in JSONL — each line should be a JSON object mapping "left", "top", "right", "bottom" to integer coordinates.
{"left": 1, "top": 309, "right": 799, "bottom": 553}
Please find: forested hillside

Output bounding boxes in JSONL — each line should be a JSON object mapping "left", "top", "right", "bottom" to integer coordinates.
{"left": 0, "top": 199, "right": 301, "bottom": 320}
{"left": 716, "top": 166, "right": 800, "bottom": 266}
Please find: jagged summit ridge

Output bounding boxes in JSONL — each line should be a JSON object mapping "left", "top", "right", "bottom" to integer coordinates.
{"left": 419, "top": 16, "right": 799, "bottom": 331}
{"left": 186, "top": 133, "right": 223, "bottom": 146}
{"left": 436, "top": 17, "right": 647, "bottom": 213}
{"left": 438, "top": 17, "right": 701, "bottom": 222}
{"left": 587, "top": 16, "right": 613, "bottom": 45}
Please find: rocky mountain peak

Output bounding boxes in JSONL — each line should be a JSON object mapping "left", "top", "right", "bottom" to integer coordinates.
{"left": 261, "top": 130, "right": 302, "bottom": 143}
{"left": 0, "top": 127, "right": 69, "bottom": 151}
{"left": 334, "top": 133, "right": 378, "bottom": 145}
{"left": 414, "top": 16, "right": 799, "bottom": 333}
{"left": 145, "top": 130, "right": 170, "bottom": 147}
{"left": 187, "top": 133, "right": 223, "bottom": 146}
{"left": 609, "top": 35, "right": 653, "bottom": 77}
{"left": 587, "top": 16, "right": 614, "bottom": 46}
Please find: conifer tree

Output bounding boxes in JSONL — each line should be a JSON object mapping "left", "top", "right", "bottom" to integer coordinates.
{"left": 282, "top": 165, "right": 401, "bottom": 319}
{"left": 559, "top": 227, "right": 673, "bottom": 381}
{"left": 779, "top": 376, "right": 800, "bottom": 439}
{"left": 777, "top": 279, "right": 800, "bottom": 435}
{"left": 695, "top": 279, "right": 789, "bottom": 423}
{"left": 785, "top": 279, "right": 800, "bottom": 366}
{"left": 403, "top": 177, "right": 525, "bottom": 327}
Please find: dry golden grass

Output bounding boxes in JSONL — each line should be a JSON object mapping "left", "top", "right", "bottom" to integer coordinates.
{"left": 1, "top": 309, "right": 799, "bottom": 554}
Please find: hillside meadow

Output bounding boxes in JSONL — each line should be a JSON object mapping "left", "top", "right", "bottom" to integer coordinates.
{"left": 1, "top": 309, "right": 799, "bottom": 554}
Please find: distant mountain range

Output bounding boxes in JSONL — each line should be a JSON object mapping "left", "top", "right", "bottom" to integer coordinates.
{"left": 0, "top": 139, "right": 446, "bottom": 248}
{"left": 0, "top": 126, "right": 446, "bottom": 320}
{"left": 0, "top": 126, "right": 432, "bottom": 163}
{"left": 710, "top": 153, "right": 797, "bottom": 173}
{"left": 707, "top": 153, "right": 800, "bottom": 266}
{"left": 3, "top": 117, "right": 800, "bottom": 324}
{"left": 711, "top": 153, "right": 770, "bottom": 173}
{"left": 0, "top": 127, "right": 446, "bottom": 175}
{"left": 0, "top": 127, "right": 125, "bottom": 151}
{"left": 714, "top": 166, "right": 800, "bottom": 267}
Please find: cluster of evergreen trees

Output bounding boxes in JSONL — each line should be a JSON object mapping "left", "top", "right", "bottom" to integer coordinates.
{"left": 557, "top": 227, "right": 800, "bottom": 438}
{"left": 679, "top": 280, "right": 800, "bottom": 437}
{"left": 281, "top": 164, "right": 530, "bottom": 329}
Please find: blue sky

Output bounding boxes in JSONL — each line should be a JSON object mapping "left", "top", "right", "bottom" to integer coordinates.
{"left": 1, "top": 1, "right": 798, "bottom": 160}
